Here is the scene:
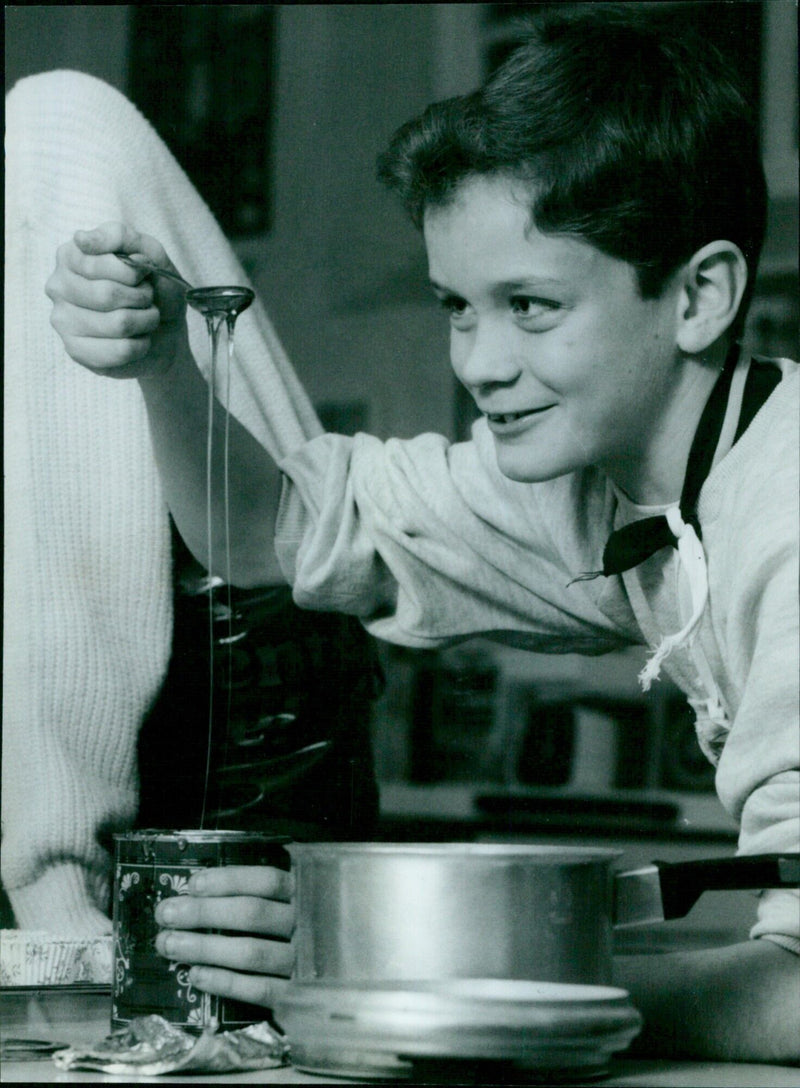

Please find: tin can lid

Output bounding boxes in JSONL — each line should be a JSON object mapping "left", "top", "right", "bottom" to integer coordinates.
{"left": 113, "top": 829, "right": 291, "bottom": 843}
{"left": 113, "top": 830, "right": 291, "bottom": 867}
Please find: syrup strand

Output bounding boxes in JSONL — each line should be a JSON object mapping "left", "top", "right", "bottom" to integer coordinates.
{"left": 199, "top": 314, "right": 223, "bottom": 830}
{"left": 223, "top": 317, "right": 235, "bottom": 773}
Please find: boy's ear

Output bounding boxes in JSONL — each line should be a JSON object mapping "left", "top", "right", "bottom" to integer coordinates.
{"left": 676, "top": 241, "right": 748, "bottom": 355}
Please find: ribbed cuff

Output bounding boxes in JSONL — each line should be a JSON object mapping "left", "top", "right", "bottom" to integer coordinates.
{"left": 6, "top": 862, "right": 112, "bottom": 937}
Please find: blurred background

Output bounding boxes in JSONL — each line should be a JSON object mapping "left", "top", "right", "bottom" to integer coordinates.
{"left": 6, "top": 4, "right": 798, "bottom": 929}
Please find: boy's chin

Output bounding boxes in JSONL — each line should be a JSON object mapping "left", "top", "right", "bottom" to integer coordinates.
{"left": 493, "top": 445, "right": 573, "bottom": 484}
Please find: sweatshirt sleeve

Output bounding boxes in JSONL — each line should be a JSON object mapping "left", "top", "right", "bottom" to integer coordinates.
{"left": 276, "top": 420, "right": 638, "bottom": 653}
{"left": 711, "top": 370, "right": 800, "bottom": 951}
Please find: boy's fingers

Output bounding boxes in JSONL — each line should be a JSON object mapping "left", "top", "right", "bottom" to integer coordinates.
{"left": 67, "top": 248, "right": 148, "bottom": 287}
{"left": 73, "top": 224, "right": 176, "bottom": 280}
{"left": 50, "top": 297, "right": 160, "bottom": 342}
{"left": 53, "top": 267, "right": 154, "bottom": 309}
{"left": 156, "top": 893, "right": 295, "bottom": 938}
{"left": 74, "top": 222, "right": 144, "bottom": 257}
{"left": 186, "top": 965, "right": 291, "bottom": 1009}
{"left": 155, "top": 932, "right": 294, "bottom": 978}
{"left": 187, "top": 865, "right": 294, "bottom": 903}
{"left": 56, "top": 334, "right": 155, "bottom": 375}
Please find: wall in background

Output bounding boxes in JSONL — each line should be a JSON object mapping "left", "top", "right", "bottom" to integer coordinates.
{"left": 232, "top": 4, "right": 474, "bottom": 441}
{"left": 5, "top": 5, "right": 130, "bottom": 94}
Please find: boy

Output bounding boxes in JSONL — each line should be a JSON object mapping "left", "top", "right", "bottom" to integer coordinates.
{"left": 46, "top": 7, "right": 798, "bottom": 1060}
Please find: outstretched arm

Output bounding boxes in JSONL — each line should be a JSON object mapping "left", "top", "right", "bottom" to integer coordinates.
{"left": 47, "top": 222, "right": 284, "bottom": 587}
{"left": 614, "top": 939, "right": 800, "bottom": 1062}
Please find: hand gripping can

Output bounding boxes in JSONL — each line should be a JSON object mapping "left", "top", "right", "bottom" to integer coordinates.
{"left": 112, "top": 830, "right": 290, "bottom": 1031}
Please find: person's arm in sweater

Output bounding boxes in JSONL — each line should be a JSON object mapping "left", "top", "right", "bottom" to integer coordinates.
{"left": 615, "top": 381, "right": 800, "bottom": 1064}
{"left": 9, "top": 67, "right": 318, "bottom": 936}
{"left": 614, "top": 939, "right": 799, "bottom": 1062}
{"left": 4, "top": 220, "right": 171, "bottom": 935}
{"left": 47, "top": 222, "right": 284, "bottom": 588}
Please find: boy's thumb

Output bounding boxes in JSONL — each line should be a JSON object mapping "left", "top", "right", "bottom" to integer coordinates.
{"left": 74, "top": 223, "right": 138, "bottom": 255}
{"left": 74, "top": 228, "right": 109, "bottom": 254}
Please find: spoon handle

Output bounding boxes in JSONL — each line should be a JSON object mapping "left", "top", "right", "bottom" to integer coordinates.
{"left": 113, "top": 252, "right": 193, "bottom": 291}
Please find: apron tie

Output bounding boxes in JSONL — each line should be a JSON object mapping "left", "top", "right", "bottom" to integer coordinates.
{"left": 638, "top": 505, "right": 708, "bottom": 689}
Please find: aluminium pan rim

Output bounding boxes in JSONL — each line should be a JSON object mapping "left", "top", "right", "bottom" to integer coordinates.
{"left": 275, "top": 979, "right": 642, "bottom": 1075}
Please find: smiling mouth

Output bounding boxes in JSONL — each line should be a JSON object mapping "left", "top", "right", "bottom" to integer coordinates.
{"left": 487, "top": 407, "right": 553, "bottom": 424}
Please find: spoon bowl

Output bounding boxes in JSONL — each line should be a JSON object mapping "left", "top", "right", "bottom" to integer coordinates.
{"left": 113, "top": 254, "right": 255, "bottom": 318}
{"left": 185, "top": 286, "right": 255, "bottom": 318}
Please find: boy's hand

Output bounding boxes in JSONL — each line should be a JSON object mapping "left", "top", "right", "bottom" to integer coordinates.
{"left": 154, "top": 865, "right": 295, "bottom": 1009}
{"left": 46, "top": 222, "right": 189, "bottom": 380}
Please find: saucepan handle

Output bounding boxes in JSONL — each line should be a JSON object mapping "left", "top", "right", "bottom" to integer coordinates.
{"left": 655, "top": 852, "right": 800, "bottom": 921}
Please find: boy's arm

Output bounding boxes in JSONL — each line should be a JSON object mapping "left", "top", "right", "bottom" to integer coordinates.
{"left": 614, "top": 939, "right": 800, "bottom": 1062}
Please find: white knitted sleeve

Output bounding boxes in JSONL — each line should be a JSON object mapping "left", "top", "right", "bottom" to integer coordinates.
{"left": 3, "top": 70, "right": 320, "bottom": 934}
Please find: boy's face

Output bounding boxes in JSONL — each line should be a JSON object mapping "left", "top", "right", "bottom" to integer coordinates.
{"left": 424, "top": 175, "right": 685, "bottom": 500}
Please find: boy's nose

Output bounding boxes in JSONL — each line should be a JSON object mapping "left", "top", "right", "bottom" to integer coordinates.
{"left": 453, "top": 324, "right": 521, "bottom": 390}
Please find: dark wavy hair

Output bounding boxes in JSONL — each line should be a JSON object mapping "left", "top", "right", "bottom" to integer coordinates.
{"left": 377, "top": 5, "right": 766, "bottom": 328}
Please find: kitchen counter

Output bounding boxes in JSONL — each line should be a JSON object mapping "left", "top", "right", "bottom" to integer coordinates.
{"left": 2, "top": 989, "right": 798, "bottom": 1087}
{"left": 4, "top": 1053, "right": 799, "bottom": 1086}
{"left": 3, "top": 1061, "right": 799, "bottom": 1086}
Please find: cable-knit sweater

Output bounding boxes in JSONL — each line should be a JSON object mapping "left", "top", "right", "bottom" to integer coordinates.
{"left": 3, "top": 70, "right": 320, "bottom": 935}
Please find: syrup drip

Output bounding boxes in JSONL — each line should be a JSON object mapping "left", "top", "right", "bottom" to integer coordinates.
{"left": 186, "top": 287, "right": 254, "bottom": 829}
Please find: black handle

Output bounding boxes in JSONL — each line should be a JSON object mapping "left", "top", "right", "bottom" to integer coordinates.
{"left": 655, "top": 853, "right": 800, "bottom": 921}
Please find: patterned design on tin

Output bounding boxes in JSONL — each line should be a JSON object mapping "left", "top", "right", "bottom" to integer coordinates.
{"left": 114, "top": 936, "right": 131, "bottom": 994}
{"left": 159, "top": 872, "right": 193, "bottom": 896}
{"left": 169, "top": 960, "right": 200, "bottom": 1008}
{"left": 119, "top": 871, "right": 140, "bottom": 897}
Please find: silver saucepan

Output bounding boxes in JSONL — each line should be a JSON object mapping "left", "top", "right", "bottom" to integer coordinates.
{"left": 289, "top": 843, "right": 800, "bottom": 985}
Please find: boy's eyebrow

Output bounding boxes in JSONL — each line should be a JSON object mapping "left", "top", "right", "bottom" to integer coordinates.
{"left": 502, "top": 277, "right": 568, "bottom": 291}
{"left": 428, "top": 276, "right": 569, "bottom": 293}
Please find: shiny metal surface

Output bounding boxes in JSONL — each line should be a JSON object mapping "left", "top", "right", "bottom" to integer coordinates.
{"left": 289, "top": 843, "right": 621, "bottom": 986}
{"left": 274, "top": 978, "right": 642, "bottom": 1080}
{"left": 185, "top": 286, "right": 255, "bottom": 317}
{"left": 113, "top": 252, "right": 193, "bottom": 291}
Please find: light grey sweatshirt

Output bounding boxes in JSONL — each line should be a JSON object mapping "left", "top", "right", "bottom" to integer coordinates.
{"left": 277, "top": 359, "right": 800, "bottom": 950}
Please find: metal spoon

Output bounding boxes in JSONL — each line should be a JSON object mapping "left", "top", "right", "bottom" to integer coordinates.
{"left": 113, "top": 253, "right": 255, "bottom": 317}
{"left": 114, "top": 252, "right": 194, "bottom": 291}
{"left": 185, "top": 285, "right": 255, "bottom": 318}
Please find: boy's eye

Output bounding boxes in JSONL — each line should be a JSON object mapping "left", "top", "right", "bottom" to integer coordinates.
{"left": 438, "top": 295, "right": 469, "bottom": 318}
{"left": 510, "top": 295, "right": 559, "bottom": 318}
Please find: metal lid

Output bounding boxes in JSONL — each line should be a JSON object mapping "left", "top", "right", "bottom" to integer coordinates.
{"left": 114, "top": 829, "right": 290, "bottom": 842}
{"left": 113, "top": 830, "right": 290, "bottom": 867}
{"left": 275, "top": 979, "right": 642, "bottom": 1079}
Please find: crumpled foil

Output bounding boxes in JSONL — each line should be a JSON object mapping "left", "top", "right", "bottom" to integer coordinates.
{"left": 52, "top": 1014, "right": 290, "bottom": 1075}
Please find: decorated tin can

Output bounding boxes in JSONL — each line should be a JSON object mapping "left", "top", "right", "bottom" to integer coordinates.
{"left": 112, "top": 830, "right": 289, "bottom": 1031}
